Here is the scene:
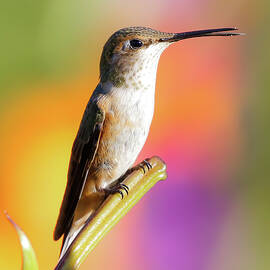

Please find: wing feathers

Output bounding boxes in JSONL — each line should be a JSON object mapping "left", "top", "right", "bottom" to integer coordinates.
{"left": 54, "top": 101, "right": 105, "bottom": 240}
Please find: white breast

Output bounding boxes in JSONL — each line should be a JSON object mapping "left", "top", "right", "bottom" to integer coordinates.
{"left": 107, "top": 86, "right": 155, "bottom": 177}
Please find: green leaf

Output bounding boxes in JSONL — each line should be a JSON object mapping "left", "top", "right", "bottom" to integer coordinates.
{"left": 5, "top": 212, "right": 39, "bottom": 270}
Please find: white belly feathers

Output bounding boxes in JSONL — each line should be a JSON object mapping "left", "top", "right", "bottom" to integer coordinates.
{"left": 107, "top": 86, "right": 155, "bottom": 178}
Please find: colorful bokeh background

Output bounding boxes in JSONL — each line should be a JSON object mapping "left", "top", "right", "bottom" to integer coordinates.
{"left": 1, "top": 0, "right": 269, "bottom": 269}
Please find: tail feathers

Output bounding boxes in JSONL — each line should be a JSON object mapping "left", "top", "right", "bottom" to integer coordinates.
{"left": 59, "top": 227, "right": 82, "bottom": 260}
{"left": 57, "top": 192, "right": 107, "bottom": 261}
{"left": 58, "top": 211, "right": 94, "bottom": 260}
{"left": 54, "top": 224, "right": 84, "bottom": 270}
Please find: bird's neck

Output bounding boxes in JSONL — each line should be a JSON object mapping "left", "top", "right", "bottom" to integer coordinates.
{"left": 100, "top": 44, "right": 169, "bottom": 91}
{"left": 100, "top": 60, "right": 158, "bottom": 94}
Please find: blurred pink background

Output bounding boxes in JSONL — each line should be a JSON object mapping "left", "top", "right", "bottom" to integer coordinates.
{"left": 1, "top": 0, "right": 268, "bottom": 269}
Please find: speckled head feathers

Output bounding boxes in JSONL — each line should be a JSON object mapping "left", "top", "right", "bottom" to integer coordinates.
{"left": 105, "top": 26, "right": 173, "bottom": 41}
{"left": 99, "top": 26, "right": 241, "bottom": 87}
{"left": 99, "top": 26, "right": 174, "bottom": 87}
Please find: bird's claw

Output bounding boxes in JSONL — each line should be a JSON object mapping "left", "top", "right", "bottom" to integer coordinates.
{"left": 119, "top": 183, "right": 129, "bottom": 196}
{"left": 116, "top": 189, "right": 124, "bottom": 199}
{"left": 139, "top": 159, "right": 152, "bottom": 174}
{"left": 106, "top": 183, "right": 129, "bottom": 199}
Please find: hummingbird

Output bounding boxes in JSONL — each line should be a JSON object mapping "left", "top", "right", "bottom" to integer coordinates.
{"left": 54, "top": 26, "right": 242, "bottom": 257}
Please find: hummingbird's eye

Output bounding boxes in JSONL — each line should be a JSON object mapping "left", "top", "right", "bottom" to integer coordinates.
{"left": 129, "top": 39, "right": 143, "bottom": 49}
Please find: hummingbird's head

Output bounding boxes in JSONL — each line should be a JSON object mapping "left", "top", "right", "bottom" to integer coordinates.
{"left": 100, "top": 26, "right": 242, "bottom": 88}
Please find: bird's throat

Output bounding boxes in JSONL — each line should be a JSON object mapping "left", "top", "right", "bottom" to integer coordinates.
{"left": 100, "top": 43, "right": 169, "bottom": 89}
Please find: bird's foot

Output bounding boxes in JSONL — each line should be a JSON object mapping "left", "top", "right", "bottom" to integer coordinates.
{"left": 104, "top": 159, "right": 152, "bottom": 199}
{"left": 138, "top": 159, "right": 152, "bottom": 174}
{"left": 105, "top": 183, "right": 129, "bottom": 200}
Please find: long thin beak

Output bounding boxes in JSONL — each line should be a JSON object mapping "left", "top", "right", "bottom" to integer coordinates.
{"left": 160, "top": 28, "right": 244, "bottom": 42}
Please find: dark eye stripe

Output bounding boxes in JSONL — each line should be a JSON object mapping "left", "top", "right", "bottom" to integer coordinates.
{"left": 130, "top": 39, "right": 143, "bottom": 49}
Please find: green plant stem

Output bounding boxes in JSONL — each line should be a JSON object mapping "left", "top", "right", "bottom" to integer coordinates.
{"left": 56, "top": 156, "right": 167, "bottom": 270}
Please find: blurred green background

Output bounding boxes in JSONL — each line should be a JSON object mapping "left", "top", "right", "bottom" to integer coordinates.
{"left": 0, "top": 0, "right": 269, "bottom": 270}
